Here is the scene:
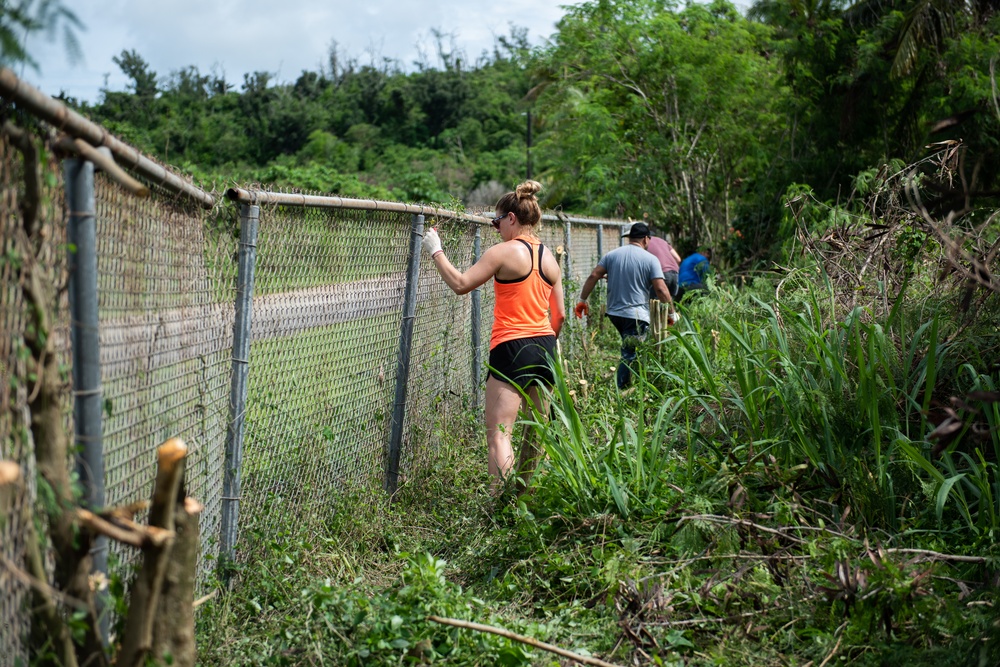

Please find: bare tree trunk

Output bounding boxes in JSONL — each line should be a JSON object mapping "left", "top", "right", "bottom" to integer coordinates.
{"left": 117, "top": 439, "right": 188, "bottom": 667}
{"left": 152, "top": 495, "right": 203, "bottom": 667}
{"left": 4, "top": 121, "right": 107, "bottom": 667}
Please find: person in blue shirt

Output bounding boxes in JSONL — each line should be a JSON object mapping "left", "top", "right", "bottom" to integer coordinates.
{"left": 677, "top": 248, "right": 712, "bottom": 301}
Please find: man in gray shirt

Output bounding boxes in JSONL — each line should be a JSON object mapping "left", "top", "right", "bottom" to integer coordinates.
{"left": 575, "top": 222, "right": 675, "bottom": 389}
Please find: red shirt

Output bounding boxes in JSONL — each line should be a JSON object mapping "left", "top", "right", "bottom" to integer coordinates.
{"left": 646, "top": 237, "right": 679, "bottom": 273}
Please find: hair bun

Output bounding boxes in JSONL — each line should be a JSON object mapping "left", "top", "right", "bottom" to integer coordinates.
{"left": 515, "top": 180, "right": 542, "bottom": 200}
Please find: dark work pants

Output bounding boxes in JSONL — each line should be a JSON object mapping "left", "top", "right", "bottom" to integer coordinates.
{"left": 607, "top": 314, "right": 649, "bottom": 389}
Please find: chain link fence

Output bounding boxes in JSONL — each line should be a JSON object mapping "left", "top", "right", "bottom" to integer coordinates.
{"left": 0, "top": 73, "right": 629, "bottom": 663}
{"left": 94, "top": 177, "right": 237, "bottom": 586}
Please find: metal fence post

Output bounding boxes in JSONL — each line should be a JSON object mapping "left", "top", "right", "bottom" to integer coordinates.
{"left": 65, "top": 157, "right": 108, "bottom": 643}
{"left": 620, "top": 224, "right": 626, "bottom": 246}
{"left": 386, "top": 213, "right": 424, "bottom": 495}
{"left": 596, "top": 223, "right": 604, "bottom": 259}
{"left": 563, "top": 220, "right": 574, "bottom": 335}
{"left": 563, "top": 219, "right": 573, "bottom": 281}
{"left": 470, "top": 225, "right": 482, "bottom": 409}
{"left": 221, "top": 203, "right": 259, "bottom": 568}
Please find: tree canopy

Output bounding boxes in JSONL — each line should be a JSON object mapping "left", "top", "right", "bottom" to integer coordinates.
{"left": 57, "top": 0, "right": 1000, "bottom": 262}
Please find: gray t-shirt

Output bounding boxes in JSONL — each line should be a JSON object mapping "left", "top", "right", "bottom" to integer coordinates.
{"left": 598, "top": 244, "right": 664, "bottom": 322}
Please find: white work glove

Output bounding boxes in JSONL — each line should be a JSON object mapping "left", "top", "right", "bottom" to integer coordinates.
{"left": 422, "top": 227, "right": 442, "bottom": 257}
{"left": 668, "top": 310, "right": 680, "bottom": 326}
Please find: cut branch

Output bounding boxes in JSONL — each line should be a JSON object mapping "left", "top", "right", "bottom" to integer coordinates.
{"left": 428, "top": 615, "right": 623, "bottom": 667}
{"left": 678, "top": 514, "right": 811, "bottom": 545}
{"left": 882, "top": 548, "right": 987, "bottom": 564}
{"left": 0, "top": 460, "right": 79, "bottom": 667}
{"left": 76, "top": 509, "right": 174, "bottom": 549}
{"left": 152, "top": 491, "right": 201, "bottom": 666}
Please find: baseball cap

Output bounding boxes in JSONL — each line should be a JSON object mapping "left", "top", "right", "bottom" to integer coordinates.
{"left": 622, "top": 222, "right": 651, "bottom": 238}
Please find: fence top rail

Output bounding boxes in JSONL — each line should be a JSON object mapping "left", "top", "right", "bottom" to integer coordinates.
{"left": 541, "top": 213, "right": 628, "bottom": 227}
{"left": 226, "top": 188, "right": 626, "bottom": 228}
{"left": 0, "top": 67, "right": 214, "bottom": 209}
{"left": 225, "top": 187, "right": 490, "bottom": 223}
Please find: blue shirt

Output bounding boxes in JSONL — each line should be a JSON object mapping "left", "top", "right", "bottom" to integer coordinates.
{"left": 598, "top": 245, "right": 664, "bottom": 322}
{"left": 678, "top": 253, "right": 710, "bottom": 287}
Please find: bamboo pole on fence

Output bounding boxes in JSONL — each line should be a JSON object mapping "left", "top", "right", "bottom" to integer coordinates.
{"left": 225, "top": 187, "right": 492, "bottom": 222}
{"left": 0, "top": 68, "right": 213, "bottom": 208}
{"left": 56, "top": 136, "right": 149, "bottom": 197}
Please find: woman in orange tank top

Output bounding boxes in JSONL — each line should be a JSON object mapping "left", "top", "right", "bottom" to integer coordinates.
{"left": 422, "top": 180, "right": 565, "bottom": 494}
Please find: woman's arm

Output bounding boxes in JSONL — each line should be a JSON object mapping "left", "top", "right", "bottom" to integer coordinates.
{"left": 432, "top": 243, "right": 504, "bottom": 295}
{"left": 549, "top": 274, "right": 565, "bottom": 337}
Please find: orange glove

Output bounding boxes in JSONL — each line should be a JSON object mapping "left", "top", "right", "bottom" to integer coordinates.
{"left": 574, "top": 301, "right": 589, "bottom": 318}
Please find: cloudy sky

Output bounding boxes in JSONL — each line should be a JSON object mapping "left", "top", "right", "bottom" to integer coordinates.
{"left": 20, "top": 0, "right": 574, "bottom": 103}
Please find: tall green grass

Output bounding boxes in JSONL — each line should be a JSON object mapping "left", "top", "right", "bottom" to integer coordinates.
{"left": 529, "top": 276, "right": 999, "bottom": 537}
{"left": 522, "top": 359, "right": 686, "bottom": 519}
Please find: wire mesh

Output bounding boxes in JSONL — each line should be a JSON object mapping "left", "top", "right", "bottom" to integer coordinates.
{"left": 0, "top": 131, "right": 30, "bottom": 667}
{"left": 571, "top": 223, "right": 602, "bottom": 284}
{"left": 533, "top": 218, "right": 565, "bottom": 269}
{"left": 237, "top": 204, "right": 411, "bottom": 546}
{"left": 401, "top": 216, "right": 483, "bottom": 475}
{"left": 94, "top": 175, "right": 237, "bottom": 585}
{"left": 604, "top": 224, "right": 623, "bottom": 256}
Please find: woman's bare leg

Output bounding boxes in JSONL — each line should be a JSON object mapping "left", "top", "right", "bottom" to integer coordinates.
{"left": 515, "top": 385, "right": 548, "bottom": 492}
{"left": 485, "top": 375, "right": 523, "bottom": 493}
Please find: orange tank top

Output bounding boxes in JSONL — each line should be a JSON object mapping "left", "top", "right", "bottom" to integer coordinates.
{"left": 490, "top": 236, "right": 556, "bottom": 350}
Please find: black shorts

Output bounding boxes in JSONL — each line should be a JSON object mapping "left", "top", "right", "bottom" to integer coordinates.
{"left": 488, "top": 335, "right": 557, "bottom": 389}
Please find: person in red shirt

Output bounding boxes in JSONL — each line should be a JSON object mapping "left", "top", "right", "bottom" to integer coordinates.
{"left": 645, "top": 231, "right": 682, "bottom": 297}
{"left": 422, "top": 181, "right": 565, "bottom": 494}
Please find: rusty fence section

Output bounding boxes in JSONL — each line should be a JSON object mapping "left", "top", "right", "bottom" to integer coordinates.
{"left": 0, "top": 78, "right": 628, "bottom": 662}
{"left": 1, "top": 132, "right": 238, "bottom": 663}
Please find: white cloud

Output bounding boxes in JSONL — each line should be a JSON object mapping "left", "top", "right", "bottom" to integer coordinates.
{"left": 21, "top": 0, "right": 570, "bottom": 103}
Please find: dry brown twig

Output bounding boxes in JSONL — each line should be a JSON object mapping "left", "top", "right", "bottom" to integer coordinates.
{"left": 904, "top": 149, "right": 999, "bottom": 296}
{"left": 678, "top": 514, "right": 811, "bottom": 545}
{"left": 428, "top": 615, "right": 624, "bottom": 667}
{"left": 881, "top": 548, "right": 987, "bottom": 564}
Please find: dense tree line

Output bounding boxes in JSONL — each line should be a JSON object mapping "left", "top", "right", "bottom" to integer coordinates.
{"left": 532, "top": 0, "right": 1000, "bottom": 259}
{"left": 15, "top": 0, "right": 1000, "bottom": 261}
{"left": 70, "top": 31, "right": 539, "bottom": 205}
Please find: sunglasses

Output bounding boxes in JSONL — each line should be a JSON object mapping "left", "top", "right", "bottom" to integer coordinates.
{"left": 491, "top": 213, "right": 507, "bottom": 230}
